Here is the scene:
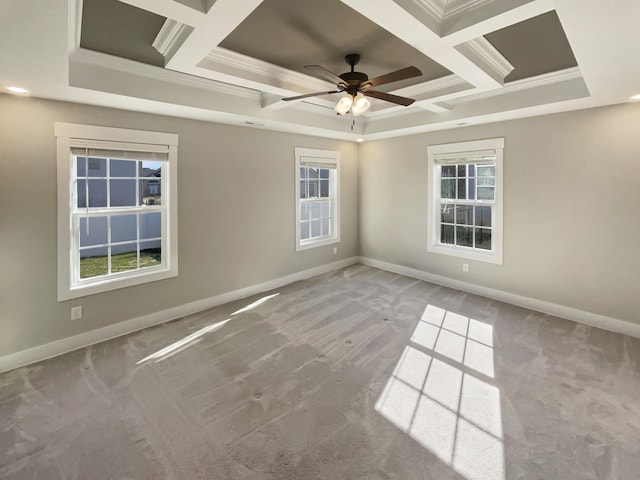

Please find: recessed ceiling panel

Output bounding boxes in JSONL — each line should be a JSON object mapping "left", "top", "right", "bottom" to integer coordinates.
{"left": 485, "top": 11, "right": 577, "bottom": 82}
{"left": 81, "top": 0, "right": 166, "bottom": 67}
{"left": 219, "top": 0, "right": 452, "bottom": 91}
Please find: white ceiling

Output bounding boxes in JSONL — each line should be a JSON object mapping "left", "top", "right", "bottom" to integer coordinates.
{"left": 1, "top": 0, "right": 639, "bottom": 141}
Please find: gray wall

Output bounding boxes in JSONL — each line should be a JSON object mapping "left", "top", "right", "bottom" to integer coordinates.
{"left": 359, "top": 102, "right": 640, "bottom": 324}
{"left": 2, "top": 94, "right": 638, "bottom": 358}
{"left": 0, "top": 95, "right": 359, "bottom": 356}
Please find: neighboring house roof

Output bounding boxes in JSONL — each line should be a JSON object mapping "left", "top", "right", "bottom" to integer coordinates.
{"left": 142, "top": 167, "right": 161, "bottom": 178}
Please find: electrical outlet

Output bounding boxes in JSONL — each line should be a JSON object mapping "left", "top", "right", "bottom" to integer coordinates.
{"left": 333, "top": 247, "right": 338, "bottom": 255}
{"left": 71, "top": 306, "right": 82, "bottom": 320}
{"left": 462, "top": 263, "right": 469, "bottom": 273}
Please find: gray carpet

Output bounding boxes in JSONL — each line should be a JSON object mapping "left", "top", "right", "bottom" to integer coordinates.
{"left": 1, "top": 265, "right": 639, "bottom": 479}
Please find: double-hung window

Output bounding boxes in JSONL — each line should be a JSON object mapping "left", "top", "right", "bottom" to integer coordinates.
{"left": 427, "top": 138, "right": 504, "bottom": 264}
{"left": 56, "top": 123, "right": 178, "bottom": 300}
{"left": 294, "top": 147, "right": 340, "bottom": 251}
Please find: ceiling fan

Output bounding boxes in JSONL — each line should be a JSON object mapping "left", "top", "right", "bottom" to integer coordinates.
{"left": 282, "top": 53, "right": 422, "bottom": 116}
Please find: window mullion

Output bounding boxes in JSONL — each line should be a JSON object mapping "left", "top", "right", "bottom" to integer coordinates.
{"left": 72, "top": 206, "right": 163, "bottom": 215}
{"left": 136, "top": 212, "right": 141, "bottom": 270}
{"left": 136, "top": 161, "right": 140, "bottom": 207}
{"left": 73, "top": 215, "right": 80, "bottom": 284}
{"left": 472, "top": 204, "right": 476, "bottom": 249}
{"left": 84, "top": 156, "right": 89, "bottom": 228}
{"left": 107, "top": 215, "right": 112, "bottom": 275}
{"left": 453, "top": 202, "right": 457, "bottom": 246}
{"left": 106, "top": 157, "right": 111, "bottom": 208}
{"left": 77, "top": 237, "right": 162, "bottom": 250}
{"left": 79, "top": 242, "right": 108, "bottom": 250}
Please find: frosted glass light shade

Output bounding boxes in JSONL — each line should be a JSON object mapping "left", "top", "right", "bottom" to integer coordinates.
{"left": 351, "top": 93, "right": 371, "bottom": 116}
{"left": 335, "top": 94, "right": 353, "bottom": 115}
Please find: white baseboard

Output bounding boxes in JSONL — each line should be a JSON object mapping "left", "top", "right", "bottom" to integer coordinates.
{"left": 358, "top": 256, "right": 640, "bottom": 339}
{"left": 0, "top": 257, "right": 358, "bottom": 374}
{"left": 4, "top": 255, "right": 636, "bottom": 374}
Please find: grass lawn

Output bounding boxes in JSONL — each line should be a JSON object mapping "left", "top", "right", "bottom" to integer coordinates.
{"left": 80, "top": 249, "right": 161, "bottom": 278}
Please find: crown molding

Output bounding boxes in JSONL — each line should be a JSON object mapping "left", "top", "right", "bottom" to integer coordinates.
{"left": 458, "top": 36, "right": 515, "bottom": 79}
{"left": 448, "top": 66, "right": 584, "bottom": 104}
{"left": 70, "top": 48, "right": 259, "bottom": 100}
{"left": 365, "top": 66, "right": 584, "bottom": 119}
{"left": 398, "top": 0, "right": 444, "bottom": 24}
{"left": 69, "top": 0, "right": 83, "bottom": 51}
{"left": 425, "top": 0, "right": 447, "bottom": 16}
{"left": 444, "top": 0, "right": 487, "bottom": 18}
{"left": 153, "top": 19, "right": 191, "bottom": 58}
{"left": 203, "top": 47, "right": 330, "bottom": 93}
{"left": 398, "top": 0, "right": 492, "bottom": 26}
{"left": 394, "top": 74, "right": 470, "bottom": 98}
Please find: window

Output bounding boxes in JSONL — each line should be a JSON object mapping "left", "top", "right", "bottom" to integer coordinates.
{"left": 427, "top": 138, "right": 503, "bottom": 264}
{"left": 55, "top": 123, "right": 178, "bottom": 300}
{"left": 295, "top": 147, "right": 340, "bottom": 250}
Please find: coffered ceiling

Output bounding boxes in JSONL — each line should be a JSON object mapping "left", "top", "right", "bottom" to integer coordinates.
{"left": 1, "top": 0, "right": 639, "bottom": 141}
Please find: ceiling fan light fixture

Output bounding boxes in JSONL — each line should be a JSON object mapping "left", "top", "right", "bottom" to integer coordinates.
{"left": 335, "top": 94, "right": 353, "bottom": 115}
{"left": 351, "top": 93, "right": 371, "bottom": 116}
{"left": 284, "top": 54, "right": 422, "bottom": 110}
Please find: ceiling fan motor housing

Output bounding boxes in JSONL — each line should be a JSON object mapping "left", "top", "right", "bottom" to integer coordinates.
{"left": 340, "top": 53, "right": 369, "bottom": 94}
{"left": 339, "top": 71, "right": 369, "bottom": 94}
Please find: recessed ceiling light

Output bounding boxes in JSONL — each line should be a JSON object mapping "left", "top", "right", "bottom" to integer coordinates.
{"left": 630, "top": 94, "right": 640, "bottom": 101}
{"left": 5, "top": 85, "right": 29, "bottom": 94}
{"left": 357, "top": 138, "right": 364, "bottom": 143}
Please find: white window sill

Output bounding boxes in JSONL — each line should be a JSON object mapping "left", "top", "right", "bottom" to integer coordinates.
{"left": 428, "top": 243, "right": 502, "bottom": 265}
{"left": 59, "top": 266, "right": 177, "bottom": 301}
{"left": 297, "top": 236, "right": 340, "bottom": 251}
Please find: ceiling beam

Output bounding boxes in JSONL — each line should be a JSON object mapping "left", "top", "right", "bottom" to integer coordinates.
{"left": 164, "top": 0, "right": 264, "bottom": 70}
{"left": 340, "top": 0, "right": 507, "bottom": 89}
{"left": 132, "top": 0, "right": 536, "bottom": 117}
{"left": 440, "top": 0, "right": 555, "bottom": 46}
{"left": 417, "top": 102, "right": 452, "bottom": 113}
{"left": 117, "top": 0, "right": 207, "bottom": 26}
{"left": 195, "top": 48, "right": 337, "bottom": 109}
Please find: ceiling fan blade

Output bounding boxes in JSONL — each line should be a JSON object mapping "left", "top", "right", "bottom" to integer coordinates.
{"left": 363, "top": 90, "right": 416, "bottom": 106}
{"left": 282, "top": 91, "right": 341, "bottom": 101}
{"left": 360, "top": 66, "right": 422, "bottom": 89}
{"left": 304, "top": 65, "right": 349, "bottom": 87}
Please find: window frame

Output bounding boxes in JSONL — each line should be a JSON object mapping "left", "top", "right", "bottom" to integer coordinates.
{"left": 427, "top": 138, "right": 504, "bottom": 265}
{"left": 55, "top": 123, "right": 178, "bottom": 301}
{"left": 294, "top": 147, "right": 340, "bottom": 251}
